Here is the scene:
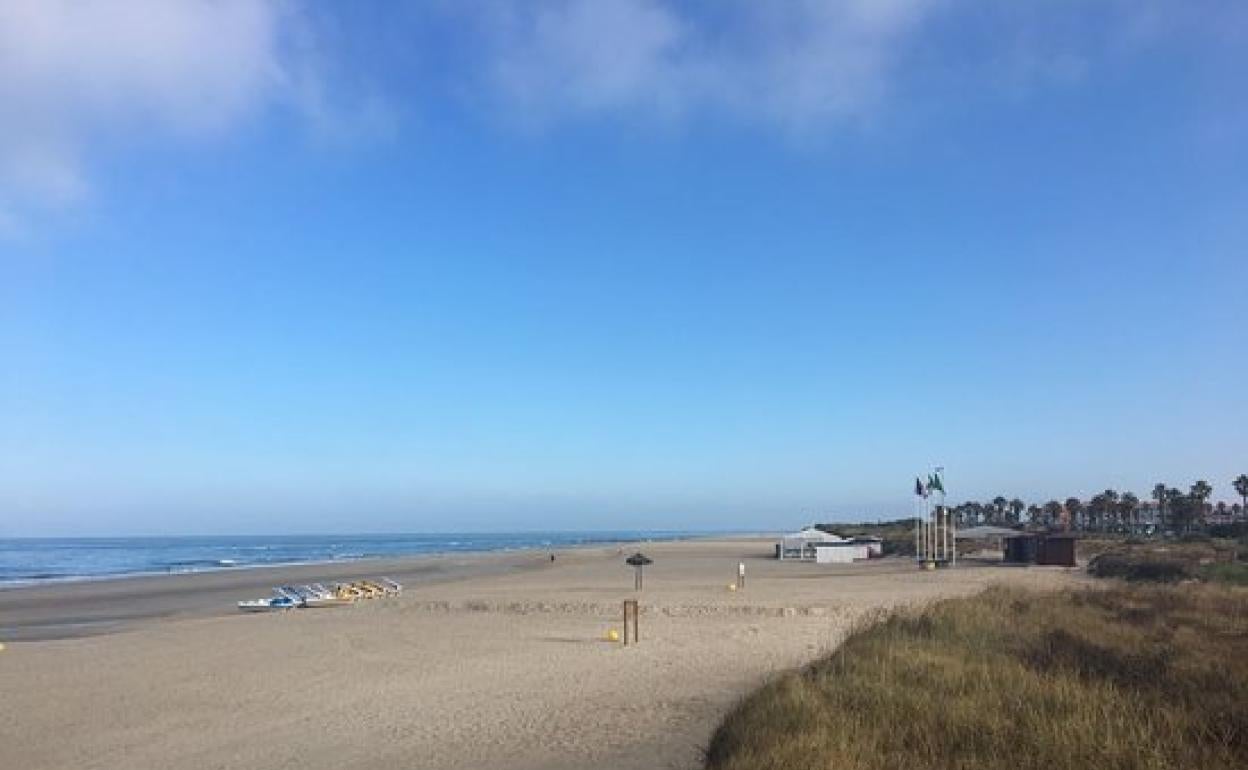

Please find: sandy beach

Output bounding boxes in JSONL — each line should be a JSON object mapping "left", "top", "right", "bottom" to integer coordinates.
{"left": 1, "top": 538, "right": 1087, "bottom": 770}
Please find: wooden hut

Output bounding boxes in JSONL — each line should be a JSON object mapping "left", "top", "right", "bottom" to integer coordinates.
{"left": 1003, "top": 534, "right": 1038, "bottom": 564}
{"left": 1036, "top": 534, "right": 1077, "bottom": 567}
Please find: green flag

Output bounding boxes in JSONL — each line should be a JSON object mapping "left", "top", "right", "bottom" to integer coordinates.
{"left": 929, "top": 473, "right": 945, "bottom": 494}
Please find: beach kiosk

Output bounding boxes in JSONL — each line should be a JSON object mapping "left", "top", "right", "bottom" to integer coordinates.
{"left": 814, "top": 541, "right": 857, "bottom": 564}
{"left": 854, "top": 536, "right": 884, "bottom": 558}
{"left": 777, "top": 528, "right": 843, "bottom": 560}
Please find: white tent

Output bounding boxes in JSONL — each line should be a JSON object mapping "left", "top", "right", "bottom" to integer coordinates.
{"left": 814, "top": 542, "right": 857, "bottom": 564}
{"left": 778, "top": 528, "right": 845, "bottom": 560}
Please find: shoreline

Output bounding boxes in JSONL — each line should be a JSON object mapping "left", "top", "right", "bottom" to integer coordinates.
{"left": 0, "top": 533, "right": 773, "bottom": 642}
{"left": 0, "top": 530, "right": 772, "bottom": 592}
{"left": 0, "top": 544, "right": 604, "bottom": 641}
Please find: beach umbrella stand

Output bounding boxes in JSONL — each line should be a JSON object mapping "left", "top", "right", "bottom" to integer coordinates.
{"left": 625, "top": 552, "right": 652, "bottom": 590}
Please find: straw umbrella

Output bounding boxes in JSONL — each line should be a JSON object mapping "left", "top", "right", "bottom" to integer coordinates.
{"left": 625, "top": 552, "right": 652, "bottom": 590}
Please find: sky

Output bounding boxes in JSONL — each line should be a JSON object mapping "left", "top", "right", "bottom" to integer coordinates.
{"left": 1, "top": 1, "right": 1246, "bottom": 536}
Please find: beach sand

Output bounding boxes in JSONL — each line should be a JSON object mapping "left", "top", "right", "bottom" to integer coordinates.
{"left": 0, "top": 538, "right": 1087, "bottom": 770}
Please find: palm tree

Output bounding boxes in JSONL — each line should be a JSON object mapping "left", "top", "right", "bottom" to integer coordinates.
{"left": 1234, "top": 474, "right": 1248, "bottom": 516}
{"left": 980, "top": 501, "right": 991, "bottom": 525}
{"left": 1008, "top": 498, "right": 1025, "bottom": 525}
{"left": 967, "top": 502, "right": 983, "bottom": 526}
{"left": 1164, "top": 487, "right": 1185, "bottom": 532}
{"left": 1100, "top": 489, "right": 1119, "bottom": 532}
{"left": 1170, "top": 493, "right": 1196, "bottom": 534}
{"left": 1119, "top": 492, "right": 1140, "bottom": 533}
{"left": 956, "top": 504, "right": 973, "bottom": 528}
{"left": 1026, "top": 504, "right": 1042, "bottom": 528}
{"left": 1190, "top": 480, "right": 1213, "bottom": 528}
{"left": 1064, "top": 497, "right": 1084, "bottom": 531}
{"left": 992, "top": 496, "right": 1008, "bottom": 525}
{"left": 1043, "top": 500, "right": 1063, "bottom": 529}
{"left": 1086, "top": 493, "right": 1103, "bottom": 531}
{"left": 1152, "top": 483, "right": 1168, "bottom": 530}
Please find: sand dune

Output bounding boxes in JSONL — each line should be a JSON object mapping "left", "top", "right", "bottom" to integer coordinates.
{"left": 0, "top": 538, "right": 1086, "bottom": 770}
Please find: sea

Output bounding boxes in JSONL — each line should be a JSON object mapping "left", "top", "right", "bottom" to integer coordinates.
{"left": 0, "top": 531, "right": 707, "bottom": 587}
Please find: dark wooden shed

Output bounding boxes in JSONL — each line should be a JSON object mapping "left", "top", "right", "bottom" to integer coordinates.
{"left": 1036, "top": 535, "right": 1077, "bottom": 567}
{"left": 1003, "top": 535, "right": 1038, "bottom": 564}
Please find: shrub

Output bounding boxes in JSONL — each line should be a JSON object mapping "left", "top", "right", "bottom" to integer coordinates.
{"left": 1088, "top": 552, "right": 1194, "bottom": 582}
{"left": 1199, "top": 562, "right": 1248, "bottom": 586}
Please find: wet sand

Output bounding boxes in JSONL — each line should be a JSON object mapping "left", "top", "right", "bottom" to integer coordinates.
{"left": 0, "top": 548, "right": 560, "bottom": 641}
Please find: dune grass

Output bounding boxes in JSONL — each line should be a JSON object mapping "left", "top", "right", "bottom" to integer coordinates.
{"left": 705, "top": 584, "right": 1248, "bottom": 770}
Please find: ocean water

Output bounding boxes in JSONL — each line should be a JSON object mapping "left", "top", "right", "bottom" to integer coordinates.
{"left": 0, "top": 531, "right": 704, "bottom": 587}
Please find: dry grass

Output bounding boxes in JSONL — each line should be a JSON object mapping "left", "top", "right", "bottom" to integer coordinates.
{"left": 705, "top": 583, "right": 1248, "bottom": 770}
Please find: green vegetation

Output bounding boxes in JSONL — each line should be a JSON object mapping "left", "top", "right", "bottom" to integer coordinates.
{"left": 816, "top": 520, "right": 915, "bottom": 556}
{"left": 705, "top": 584, "right": 1248, "bottom": 770}
{"left": 946, "top": 474, "right": 1247, "bottom": 534}
{"left": 1087, "top": 538, "right": 1247, "bottom": 585}
{"left": 1198, "top": 562, "right": 1248, "bottom": 586}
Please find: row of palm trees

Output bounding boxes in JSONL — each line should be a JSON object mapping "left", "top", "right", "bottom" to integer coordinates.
{"left": 949, "top": 474, "right": 1248, "bottom": 534}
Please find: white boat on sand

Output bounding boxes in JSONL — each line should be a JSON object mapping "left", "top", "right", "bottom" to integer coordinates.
{"left": 237, "top": 594, "right": 297, "bottom": 612}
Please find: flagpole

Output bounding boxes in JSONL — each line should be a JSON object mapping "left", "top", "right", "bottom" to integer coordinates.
{"left": 921, "top": 483, "right": 927, "bottom": 564}
{"left": 937, "top": 466, "right": 954, "bottom": 566}
{"left": 914, "top": 482, "right": 921, "bottom": 565}
{"left": 939, "top": 468, "right": 947, "bottom": 563}
{"left": 940, "top": 486, "right": 946, "bottom": 562}
{"left": 925, "top": 491, "right": 931, "bottom": 565}
{"left": 928, "top": 474, "right": 935, "bottom": 565}
{"left": 951, "top": 500, "right": 957, "bottom": 566}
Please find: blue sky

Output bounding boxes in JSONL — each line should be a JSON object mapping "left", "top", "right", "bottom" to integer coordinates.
{"left": 2, "top": 1, "right": 1246, "bottom": 535}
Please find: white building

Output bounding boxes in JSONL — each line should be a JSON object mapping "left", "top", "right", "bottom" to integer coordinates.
{"left": 814, "top": 541, "right": 859, "bottom": 564}
{"left": 777, "top": 528, "right": 845, "bottom": 560}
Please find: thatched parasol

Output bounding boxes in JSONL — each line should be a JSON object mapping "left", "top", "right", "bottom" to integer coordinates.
{"left": 626, "top": 552, "right": 652, "bottom": 590}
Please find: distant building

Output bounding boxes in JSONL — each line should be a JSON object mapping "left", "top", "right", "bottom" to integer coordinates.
{"left": 1208, "top": 502, "right": 1236, "bottom": 526}
{"left": 777, "top": 528, "right": 845, "bottom": 560}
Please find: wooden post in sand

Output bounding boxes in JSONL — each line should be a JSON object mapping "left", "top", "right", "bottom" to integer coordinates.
{"left": 622, "top": 600, "right": 639, "bottom": 645}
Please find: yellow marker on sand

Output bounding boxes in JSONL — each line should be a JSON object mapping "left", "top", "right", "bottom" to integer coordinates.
{"left": 606, "top": 629, "right": 620, "bottom": 642}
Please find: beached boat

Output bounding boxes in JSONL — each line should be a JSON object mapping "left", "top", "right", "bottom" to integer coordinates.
{"left": 334, "top": 582, "right": 369, "bottom": 600}
{"left": 299, "top": 584, "right": 353, "bottom": 608}
{"left": 275, "top": 586, "right": 310, "bottom": 607}
{"left": 236, "top": 578, "right": 397, "bottom": 611}
{"left": 236, "top": 594, "right": 297, "bottom": 612}
{"left": 345, "top": 581, "right": 383, "bottom": 598}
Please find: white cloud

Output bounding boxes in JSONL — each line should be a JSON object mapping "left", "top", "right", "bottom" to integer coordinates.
{"left": 2, "top": 0, "right": 1242, "bottom": 223}
{"left": 489, "top": 0, "right": 686, "bottom": 119}
{"left": 461, "top": 0, "right": 1248, "bottom": 140}
{"left": 468, "top": 0, "right": 940, "bottom": 134}
{"left": 0, "top": 0, "right": 380, "bottom": 220}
